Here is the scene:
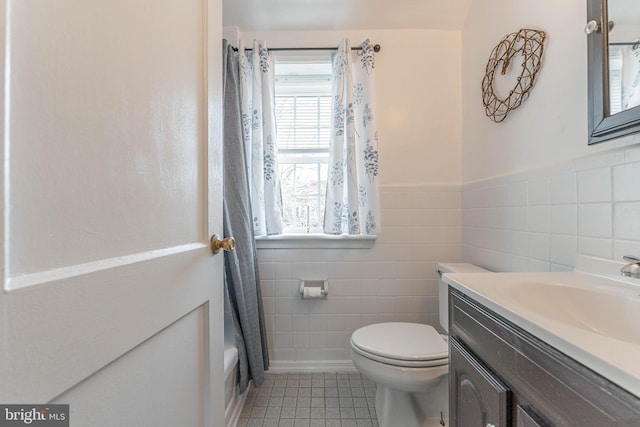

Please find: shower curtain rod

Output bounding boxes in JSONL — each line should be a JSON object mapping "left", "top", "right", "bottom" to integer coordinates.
{"left": 232, "top": 44, "right": 381, "bottom": 53}
{"left": 610, "top": 42, "right": 639, "bottom": 46}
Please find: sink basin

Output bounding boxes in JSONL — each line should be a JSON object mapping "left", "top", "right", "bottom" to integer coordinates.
{"left": 509, "top": 282, "right": 640, "bottom": 345}
{"left": 442, "top": 267, "right": 640, "bottom": 399}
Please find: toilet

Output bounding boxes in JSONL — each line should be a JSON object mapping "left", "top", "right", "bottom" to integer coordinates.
{"left": 350, "top": 263, "right": 490, "bottom": 427}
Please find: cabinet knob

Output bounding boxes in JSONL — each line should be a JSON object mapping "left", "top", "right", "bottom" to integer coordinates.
{"left": 584, "top": 19, "right": 615, "bottom": 35}
{"left": 584, "top": 20, "right": 600, "bottom": 34}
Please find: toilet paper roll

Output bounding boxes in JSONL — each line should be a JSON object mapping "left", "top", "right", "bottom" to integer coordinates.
{"left": 303, "top": 287, "right": 323, "bottom": 298}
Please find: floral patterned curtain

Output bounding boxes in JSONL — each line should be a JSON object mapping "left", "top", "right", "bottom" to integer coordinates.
{"left": 238, "top": 40, "right": 283, "bottom": 235}
{"left": 324, "top": 38, "right": 381, "bottom": 235}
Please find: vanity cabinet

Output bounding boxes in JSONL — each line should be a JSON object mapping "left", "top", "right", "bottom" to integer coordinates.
{"left": 448, "top": 288, "right": 640, "bottom": 427}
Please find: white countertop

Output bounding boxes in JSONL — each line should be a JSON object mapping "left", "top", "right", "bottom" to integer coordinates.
{"left": 443, "top": 269, "right": 640, "bottom": 398}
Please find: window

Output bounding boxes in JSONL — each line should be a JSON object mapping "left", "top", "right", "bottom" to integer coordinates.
{"left": 274, "top": 54, "right": 333, "bottom": 234}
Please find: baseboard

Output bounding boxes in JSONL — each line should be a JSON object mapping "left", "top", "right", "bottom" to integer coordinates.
{"left": 268, "top": 360, "right": 357, "bottom": 373}
{"left": 225, "top": 381, "right": 248, "bottom": 427}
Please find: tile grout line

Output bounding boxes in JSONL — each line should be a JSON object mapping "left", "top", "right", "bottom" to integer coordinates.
{"left": 237, "top": 372, "right": 379, "bottom": 427}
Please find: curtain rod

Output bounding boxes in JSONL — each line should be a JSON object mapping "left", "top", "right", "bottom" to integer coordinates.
{"left": 610, "top": 42, "right": 639, "bottom": 46}
{"left": 232, "top": 44, "right": 381, "bottom": 53}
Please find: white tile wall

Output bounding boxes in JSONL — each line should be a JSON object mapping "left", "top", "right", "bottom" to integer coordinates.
{"left": 550, "top": 172, "right": 577, "bottom": 204}
{"left": 577, "top": 167, "right": 612, "bottom": 203}
{"left": 258, "top": 185, "right": 462, "bottom": 363}
{"left": 257, "top": 144, "right": 640, "bottom": 365}
{"left": 613, "top": 162, "right": 640, "bottom": 201}
{"left": 463, "top": 143, "right": 640, "bottom": 273}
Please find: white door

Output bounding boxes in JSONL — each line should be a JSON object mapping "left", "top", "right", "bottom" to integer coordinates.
{"left": 0, "top": 0, "right": 225, "bottom": 426}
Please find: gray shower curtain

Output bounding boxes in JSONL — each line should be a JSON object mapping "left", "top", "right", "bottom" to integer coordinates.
{"left": 222, "top": 40, "right": 269, "bottom": 393}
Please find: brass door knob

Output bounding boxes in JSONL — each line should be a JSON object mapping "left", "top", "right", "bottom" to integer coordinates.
{"left": 210, "top": 234, "right": 236, "bottom": 254}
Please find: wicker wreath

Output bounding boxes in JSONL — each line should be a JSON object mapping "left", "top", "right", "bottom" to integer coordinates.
{"left": 482, "top": 29, "right": 547, "bottom": 123}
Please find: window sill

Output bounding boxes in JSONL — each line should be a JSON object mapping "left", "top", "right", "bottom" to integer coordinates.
{"left": 255, "top": 234, "right": 376, "bottom": 249}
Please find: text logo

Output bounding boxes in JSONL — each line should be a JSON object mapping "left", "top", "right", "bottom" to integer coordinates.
{"left": 0, "top": 405, "right": 69, "bottom": 426}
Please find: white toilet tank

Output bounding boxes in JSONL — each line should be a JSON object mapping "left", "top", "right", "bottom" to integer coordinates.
{"left": 437, "top": 263, "right": 490, "bottom": 332}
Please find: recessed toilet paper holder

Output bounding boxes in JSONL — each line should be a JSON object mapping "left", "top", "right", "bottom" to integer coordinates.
{"left": 299, "top": 280, "right": 329, "bottom": 298}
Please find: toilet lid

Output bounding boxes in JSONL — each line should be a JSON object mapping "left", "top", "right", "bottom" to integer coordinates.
{"left": 351, "top": 323, "right": 448, "bottom": 367}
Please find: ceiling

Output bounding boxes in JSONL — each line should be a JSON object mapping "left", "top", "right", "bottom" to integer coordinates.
{"left": 223, "top": 0, "right": 474, "bottom": 32}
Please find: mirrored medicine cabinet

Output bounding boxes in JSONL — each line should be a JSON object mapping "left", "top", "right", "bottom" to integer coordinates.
{"left": 587, "top": 0, "right": 640, "bottom": 144}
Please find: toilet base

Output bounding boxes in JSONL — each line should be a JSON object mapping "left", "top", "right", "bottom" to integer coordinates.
{"left": 375, "top": 375, "right": 449, "bottom": 427}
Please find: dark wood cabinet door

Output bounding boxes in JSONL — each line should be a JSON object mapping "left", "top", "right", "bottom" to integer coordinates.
{"left": 450, "top": 337, "right": 510, "bottom": 427}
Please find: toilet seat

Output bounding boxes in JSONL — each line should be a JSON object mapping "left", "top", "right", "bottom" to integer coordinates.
{"left": 350, "top": 322, "right": 448, "bottom": 368}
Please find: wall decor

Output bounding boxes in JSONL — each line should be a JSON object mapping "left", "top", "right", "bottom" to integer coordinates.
{"left": 482, "top": 29, "right": 547, "bottom": 123}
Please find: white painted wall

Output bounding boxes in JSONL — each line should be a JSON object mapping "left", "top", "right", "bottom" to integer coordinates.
{"left": 461, "top": 0, "right": 640, "bottom": 183}
{"left": 231, "top": 29, "right": 464, "bottom": 364}
{"left": 232, "top": 0, "right": 640, "bottom": 364}
{"left": 240, "top": 29, "right": 462, "bottom": 186}
{"left": 461, "top": 0, "right": 640, "bottom": 272}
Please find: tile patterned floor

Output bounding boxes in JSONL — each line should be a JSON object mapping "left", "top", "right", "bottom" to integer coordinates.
{"left": 237, "top": 372, "right": 379, "bottom": 427}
